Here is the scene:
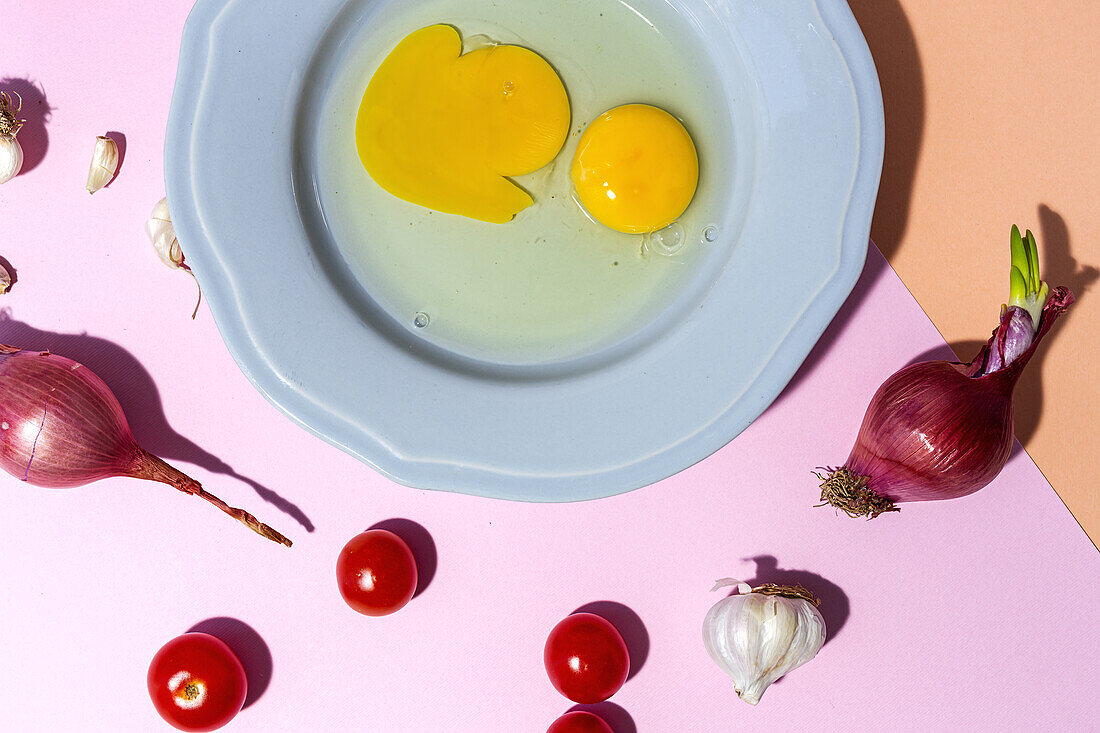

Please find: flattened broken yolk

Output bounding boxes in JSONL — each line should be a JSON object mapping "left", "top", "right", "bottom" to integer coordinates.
{"left": 355, "top": 25, "right": 571, "bottom": 224}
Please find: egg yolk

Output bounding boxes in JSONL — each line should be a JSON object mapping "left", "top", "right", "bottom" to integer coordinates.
{"left": 355, "top": 25, "right": 571, "bottom": 224}
{"left": 570, "top": 104, "right": 699, "bottom": 234}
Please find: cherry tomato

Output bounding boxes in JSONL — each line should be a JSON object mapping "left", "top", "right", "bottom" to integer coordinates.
{"left": 336, "top": 529, "right": 418, "bottom": 616}
{"left": 547, "top": 710, "right": 615, "bottom": 733}
{"left": 147, "top": 632, "right": 247, "bottom": 732}
{"left": 544, "top": 613, "right": 630, "bottom": 703}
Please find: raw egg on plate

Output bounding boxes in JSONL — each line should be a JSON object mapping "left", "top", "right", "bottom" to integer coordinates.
{"left": 321, "top": 0, "right": 734, "bottom": 363}
{"left": 355, "top": 24, "right": 571, "bottom": 224}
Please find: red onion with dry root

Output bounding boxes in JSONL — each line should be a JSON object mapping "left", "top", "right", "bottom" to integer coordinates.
{"left": 0, "top": 343, "right": 291, "bottom": 545}
{"left": 818, "top": 226, "right": 1074, "bottom": 518}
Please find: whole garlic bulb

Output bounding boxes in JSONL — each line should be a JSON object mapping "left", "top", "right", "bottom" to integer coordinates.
{"left": 702, "top": 578, "right": 826, "bottom": 705}
{"left": 0, "top": 136, "right": 22, "bottom": 184}
{"left": 0, "top": 91, "right": 25, "bottom": 184}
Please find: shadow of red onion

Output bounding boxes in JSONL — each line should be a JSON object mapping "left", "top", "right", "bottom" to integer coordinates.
{"left": 187, "top": 617, "right": 272, "bottom": 710}
{"left": 570, "top": 601, "right": 649, "bottom": 682}
{"left": 565, "top": 702, "right": 636, "bottom": 733}
{"left": 1, "top": 77, "right": 51, "bottom": 176}
{"left": 367, "top": 518, "right": 437, "bottom": 598}
{"left": 0, "top": 310, "right": 314, "bottom": 532}
{"left": 1017, "top": 206, "right": 1097, "bottom": 446}
{"left": 741, "top": 555, "right": 849, "bottom": 650}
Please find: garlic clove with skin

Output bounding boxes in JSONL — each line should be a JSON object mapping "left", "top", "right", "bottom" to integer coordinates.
{"left": 0, "top": 262, "right": 10, "bottom": 294}
{"left": 145, "top": 198, "right": 187, "bottom": 270}
{"left": 145, "top": 197, "right": 203, "bottom": 319}
{"left": 86, "top": 135, "right": 119, "bottom": 193}
{"left": 702, "top": 578, "right": 826, "bottom": 705}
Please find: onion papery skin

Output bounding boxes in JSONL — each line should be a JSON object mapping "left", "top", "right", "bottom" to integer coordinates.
{"left": 820, "top": 286, "right": 1074, "bottom": 517}
{"left": 844, "top": 360, "right": 1014, "bottom": 504}
{"left": 0, "top": 346, "right": 143, "bottom": 487}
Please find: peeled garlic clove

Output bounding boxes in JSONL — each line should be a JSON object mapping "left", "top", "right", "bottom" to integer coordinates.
{"left": 86, "top": 135, "right": 119, "bottom": 194}
{"left": 702, "top": 578, "right": 826, "bottom": 705}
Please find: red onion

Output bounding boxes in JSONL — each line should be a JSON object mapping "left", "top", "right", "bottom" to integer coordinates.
{"left": 0, "top": 343, "right": 291, "bottom": 545}
{"left": 817, "top": 283, "right": 1074, "bottom": 519}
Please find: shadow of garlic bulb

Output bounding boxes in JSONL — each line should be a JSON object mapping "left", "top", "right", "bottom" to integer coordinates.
{"left": 702, "top": 579, "right": 825, "bottom": 705}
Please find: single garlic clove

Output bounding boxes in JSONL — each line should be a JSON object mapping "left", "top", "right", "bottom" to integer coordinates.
{"left": 145, "top": 196, "right": 203, "bottom": 319}
{"left": 148, "top": 197, "right": 172, "bottom": 225}
{"left": 0, "top": 136, "right": 22, "bottom": 185}
{"left": 0, "top": 262, "right": 11, "bottom": 294}
{"left": 702, "top": 580, "right": 826, "bottom": 705}
{"left": 145, "top": 197, "right": 187, "bottom": 269}
{"left": 86, "top": 135, "right": 119, "bottom": 194}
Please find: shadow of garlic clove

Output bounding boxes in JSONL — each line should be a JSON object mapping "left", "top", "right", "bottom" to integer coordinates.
{"left": 86, "top": 135, "right": 119, "bottom": 193}
{"left": 702, "top": 578, "right": 826, "bottom": 705}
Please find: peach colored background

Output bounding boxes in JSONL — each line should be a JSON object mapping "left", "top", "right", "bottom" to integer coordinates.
{"left": 850, "top": 0, "right": 1100, "bottom": 546}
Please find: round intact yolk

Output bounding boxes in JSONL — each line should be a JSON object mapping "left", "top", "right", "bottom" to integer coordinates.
{"left": 570, "top": 104, "right": 698, "bottom": 234}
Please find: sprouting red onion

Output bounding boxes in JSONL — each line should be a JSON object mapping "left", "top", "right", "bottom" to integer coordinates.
{"left": 983, "top": 306, "right": 1033, "bottom": 374}
{"left": 0, "top": 343, "right": 291, "bottom": 545}
{"left": 817, "top": 287, "right": 1074, "bottom": 518}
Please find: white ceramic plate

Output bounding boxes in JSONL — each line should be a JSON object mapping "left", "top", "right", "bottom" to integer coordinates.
{"left": 165, "top": 0, "right": 884, "bottom": 501}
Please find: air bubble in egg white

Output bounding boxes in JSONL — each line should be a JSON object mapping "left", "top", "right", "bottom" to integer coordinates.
{"left": 413, "top": 312, "right": 430, "bottom": 328}
{"left": 643, "top": 222, "right": 686, "bottom": 256}
{"left": 701, "top": 225, "right": 719, "bottom": 243}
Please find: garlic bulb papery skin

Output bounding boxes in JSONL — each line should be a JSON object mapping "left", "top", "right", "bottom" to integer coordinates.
{"left": 86, "top": 135, "right": 119, "bottom": 193}
{"left": 702, "top": 579, "right": 826, "bottom": 705}
{"left": 0, "top": 136, "right": 22, "bottom": 184}
{"left": 0, "top": 91, "right": 24, "bottom": 184}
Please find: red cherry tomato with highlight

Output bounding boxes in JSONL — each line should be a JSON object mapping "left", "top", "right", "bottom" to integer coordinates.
{"left": 337, "top": 529, "right": 418, "bottom": 616}
{"left": 544, "top": 613, "right": 630, "bottom": 703}
{"left": 147, "top": 632, "right": 247, "bottom": 732}
{"left": 547, "top": 710, "right": 615, "bottom": 733}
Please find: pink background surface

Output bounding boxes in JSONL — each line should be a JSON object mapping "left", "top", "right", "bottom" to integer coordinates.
{"left": 3, "top": 2, "right": 1099, "bottom": 731}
